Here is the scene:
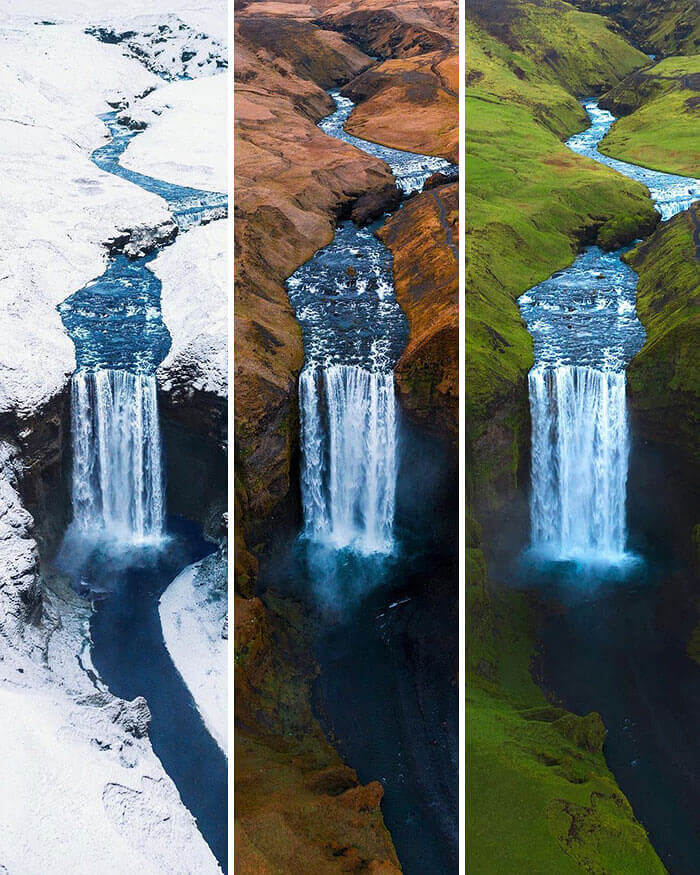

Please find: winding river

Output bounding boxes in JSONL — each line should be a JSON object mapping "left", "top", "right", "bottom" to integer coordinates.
{"left": 261, "top": 92, "right": 459, "bottom": 872}
{"left": 56, "top": 110, "right": 227, "bottom": 868}
{"left": 518, "top": 100, "right": 700, "bottom": 872}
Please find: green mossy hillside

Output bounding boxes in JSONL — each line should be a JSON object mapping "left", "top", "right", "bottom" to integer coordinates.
{"left": 466, "top": 5, "right": 656, "bottom": 508}
{"left": 569, "top": 0, "right": 700, "bottom": 57}
{"left": 626, "top": 203, "right": 700, "bottom": 463}
{"left": 599, "top": 55, "right": 700, "bottom": 176}
{"left": 466, "top": 531, "right": 666, "bottom": 873}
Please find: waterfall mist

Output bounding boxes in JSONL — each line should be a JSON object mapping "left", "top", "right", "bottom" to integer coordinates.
{"left": 71, "top": 369, "right": 165, "bottom": 544}
{"left": 529, "top": 365, "right": 630, "bottom": 561}
{"left": 300, "top": 364, "right": 397, "bottom": 555}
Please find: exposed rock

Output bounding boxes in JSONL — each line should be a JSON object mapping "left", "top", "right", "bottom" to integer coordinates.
{"left": 106, "top": 218, "right": 178, "bottom": 258}
{"left": 424, "top": 168, "right": 459, "bottom": 189}
{"left": 350, "top": 181, "right": 402, "bottom": 224}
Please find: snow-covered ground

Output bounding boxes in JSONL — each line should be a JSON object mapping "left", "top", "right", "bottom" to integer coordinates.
{"left": 0, "top": 23, "right": 169, "bottom": 419}
{"left": 121, "top": 74, "right": 227, "bottom": 192}
{"left": 155, "top": 219, "right": 228, "bottom": 402}
{"left": 0, "top": 575, "right": 221, "bottom": 874}
{"left": 159, "top": 553, "right": 227, "bottom": 754}
{"left": 0, "top": 7, "right": 227, "bottom": 872}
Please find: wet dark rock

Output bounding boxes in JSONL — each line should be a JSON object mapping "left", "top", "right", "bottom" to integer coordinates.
{"left": 350, "top": 182, "right": 402, "bottom": 224}
{"left": 423, "top": 168, "right": 459, "bottom": 189}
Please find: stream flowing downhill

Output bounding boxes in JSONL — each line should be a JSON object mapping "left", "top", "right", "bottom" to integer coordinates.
{"left": 520, "top": 100, "right": 700, "bottom": 562}
{"left": 56, "top": 110, "right": 228, "bottom": 869}
{"left": 518, "top": 100, "right": 700, "bottom": 872}
{"left": 291, "top": 91, "right": 454, "bottom": 556}
{"left": 275, "top": 92, "right": 459, "bottom": 873}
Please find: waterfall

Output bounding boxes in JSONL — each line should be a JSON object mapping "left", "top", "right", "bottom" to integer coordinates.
{"left": 300, "top": 364, "right": 397, "bottom": 555}
{"left": 529, "top": 365, "right": 629, "bottom": 561}
{"left": 71, "top": 369, "right": 165, "bottom": 543}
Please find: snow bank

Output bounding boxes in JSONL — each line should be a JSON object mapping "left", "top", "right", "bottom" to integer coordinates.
{"left": 0, "top": 576, "right": 221, "bottom": 875}
{"left": 154, "top": 220, "right": 228, "bottom": 402}
{"left": 159, "top": 555, "right": 227, "bottom": 754}
{"left": 121, "top": 74, "right": 227, "bottom": 192}
{"left": 0, "top": 23, "right": 170, "bottom": 418}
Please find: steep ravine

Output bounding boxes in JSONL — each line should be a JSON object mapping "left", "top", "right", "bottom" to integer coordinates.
{"left": 515, "top": 102, "right": 700, "bottom": 873}
{"left": 234, "top": 4, "right": 458, "bottom": 869}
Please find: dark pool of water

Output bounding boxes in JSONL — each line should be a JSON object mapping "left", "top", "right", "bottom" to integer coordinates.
{"left": 313, "top": 546, "right": 458, "bottom": 874}
{"left": 60, "top": 517, "right": 227, "bottom": 870}
{"left": 261, "top": 422, "right": 458, "bottom": 873}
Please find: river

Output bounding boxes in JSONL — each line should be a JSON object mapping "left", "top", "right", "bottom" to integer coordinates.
{"left": 55, "top": 110, "right": 228, "bottom": 869}
{"left": 517, "top": 100, "right": 700, "bottom": 872}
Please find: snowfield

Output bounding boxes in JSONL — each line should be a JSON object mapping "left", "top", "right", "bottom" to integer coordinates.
{"left": 0, "top": 5, "right": 227, "bottom": 872}
{"left": 121, "top": 74, "right": 227, "bottom": 192}
{"left": 159, "top": 554, "right": 228, "bottom": 754}
{"left": 0, "top": 23, "right": 168, "bottom": 418}
{"left": 155, "top": 219, "right": 228, "bottom": 402}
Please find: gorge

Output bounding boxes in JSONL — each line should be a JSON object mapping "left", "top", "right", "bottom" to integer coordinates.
{"left": 518, "top": 99, "right": 700, "bottom": 871}
{"left": 279, "top": 92, "right": 458, "bottom": 873}
{"left": 0, "top": 11, "right": 227, "bottom": 871}
{"left": 56, "top": 87, "right": 228, "bottom": 869}
{"left": 234, "top": 3, "right": 458, "bottom": 868}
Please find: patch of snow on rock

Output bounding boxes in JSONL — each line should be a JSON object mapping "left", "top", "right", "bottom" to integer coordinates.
{"left": 154, "top": 220, "right": 228, "bottom": 403}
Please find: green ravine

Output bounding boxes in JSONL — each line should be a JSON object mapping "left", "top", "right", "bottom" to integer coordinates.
{"left": 599, "top": 55, "right": 700, "bottom": 176}
{"left": 568, "top": 0, "right": 700, "bottom": 57}
{"left": 466, "top": 0, "right": 672, "bottom": 870}
{"left": 467, "top": 541, "right": 666, "bottom": 873}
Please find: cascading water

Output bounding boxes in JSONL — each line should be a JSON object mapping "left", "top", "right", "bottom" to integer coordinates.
{"left": 71, "top": 369, "right": 164, "bottom": 542}
{"left": 520, "top": 100, "right": 700, "bottom": 562}
{"left": 288, "top": 93, "right": 456, "bottom": 556}
{"left": 300, "top": 365, "right": 397, "bottom": 554}
{"left": 59, "top": 111, "right": 227, "bottom": 547}
{"left": 529, "top": 366, "right": 628, "bottom": 560}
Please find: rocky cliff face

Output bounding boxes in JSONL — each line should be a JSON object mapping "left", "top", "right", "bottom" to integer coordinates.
{"left": 234, "top": 2, "right": 458, "bottom": 868}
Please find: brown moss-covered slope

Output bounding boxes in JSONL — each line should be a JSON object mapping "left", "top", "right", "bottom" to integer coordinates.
{"left": 379, "top": 181, "right": 458, "bottom": 434}
{"left": 234, "top": 593, "right": 400, "bottom": 873}
{"left": 235, "top": 2, "right": 458, "bottom": 869}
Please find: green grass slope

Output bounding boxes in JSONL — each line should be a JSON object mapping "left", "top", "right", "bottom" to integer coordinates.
{"left": 570, "top": 0, "right": 700, "bottom": 57}
{"left": 627, "top": 202, "right": 700, "bottom": 465}
{"left": 599, "top": 55, "right": 700, "bottom": 175}
{"left": 466, "top": 3, "right": 669, "bottom": 870}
